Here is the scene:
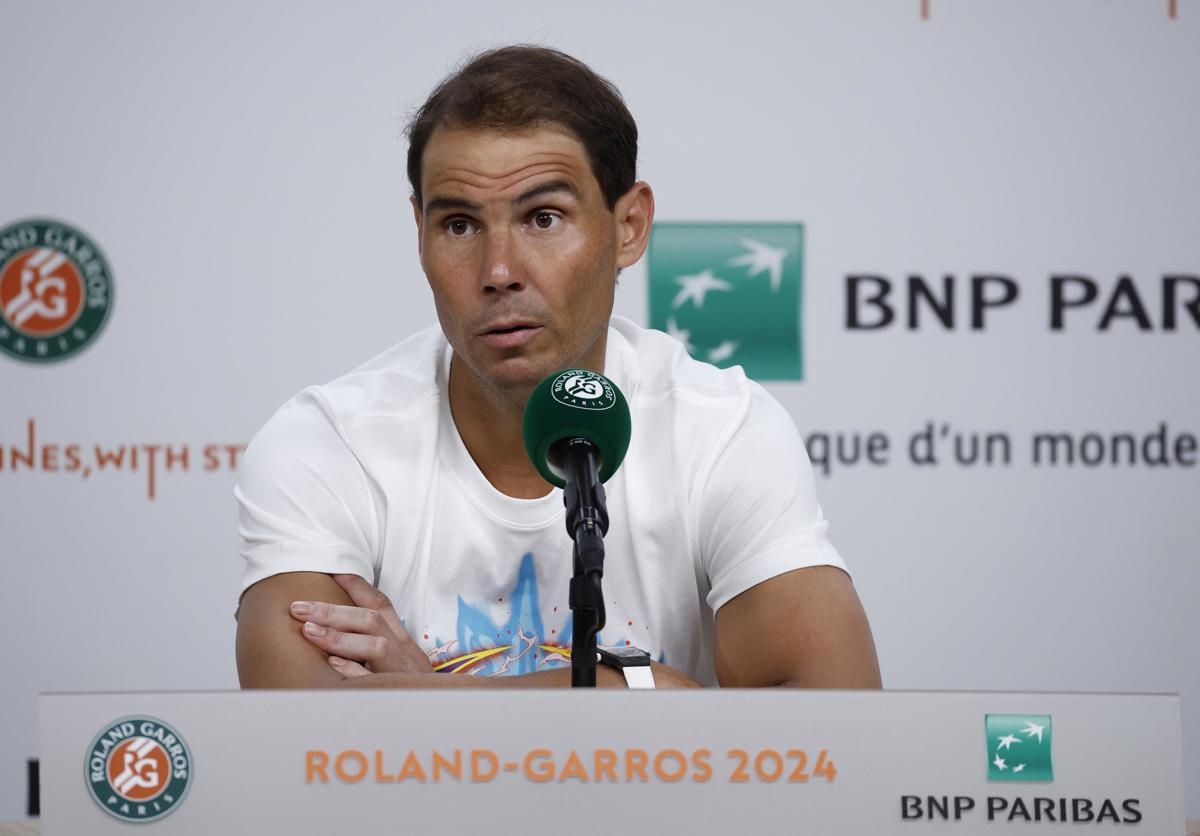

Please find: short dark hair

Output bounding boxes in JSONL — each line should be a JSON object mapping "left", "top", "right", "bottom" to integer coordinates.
{"left": 405, "top": 45, "right": 638, "bottom": 210}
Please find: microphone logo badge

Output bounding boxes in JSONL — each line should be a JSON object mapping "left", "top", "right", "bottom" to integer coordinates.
{"left": 0, "top": 218, "right": 114, "bottom": 363}
{"left": 550, "top": 369, "right": 616, "bottom": 411}
{"left": 85, "top": 715, "right": 193, "bottom": 822}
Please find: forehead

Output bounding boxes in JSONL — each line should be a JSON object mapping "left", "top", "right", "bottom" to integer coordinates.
{"left": 420, "top": 125, "right": 599, "bottom": 203}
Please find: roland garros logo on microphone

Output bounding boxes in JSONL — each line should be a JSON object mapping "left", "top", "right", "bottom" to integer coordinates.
{"left": 0, "top": 218, "right": 113, "bottom": 363}
{"left": 550, "top": 369, "right": 616, "bottom": 411}
{"left": 85, "top": 715, "right": 193, "bottom": 823}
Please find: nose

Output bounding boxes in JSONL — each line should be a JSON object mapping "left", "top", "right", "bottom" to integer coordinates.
{"left": 480, "top": 228, "right": 524, "bottom": 295}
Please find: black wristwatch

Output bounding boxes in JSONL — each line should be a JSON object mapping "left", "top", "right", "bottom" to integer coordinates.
{"left": 596, "top": 645, "right": 655, "bottom": 689}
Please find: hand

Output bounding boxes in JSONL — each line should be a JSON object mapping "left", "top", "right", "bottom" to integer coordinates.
{"left": 289, "top": 574, "right": 433, "bottom": 679}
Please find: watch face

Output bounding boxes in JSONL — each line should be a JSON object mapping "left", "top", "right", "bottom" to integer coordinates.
{"left": 600, "top": 645, "right": 651, "bottom": 661}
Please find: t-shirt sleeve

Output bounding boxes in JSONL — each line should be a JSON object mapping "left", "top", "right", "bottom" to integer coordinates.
{"left": 699, "top": 383, "right": 847, "bottom": 614}
{"left": 235, "top": 389, "right": 381, "bottom": 598}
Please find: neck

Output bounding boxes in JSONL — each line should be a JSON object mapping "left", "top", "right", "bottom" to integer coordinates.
{"left": 447, "top": 342, "right": 608, "bottom": 500}
{"left": 447, "top": 360, "right": 551, "bottom": 499}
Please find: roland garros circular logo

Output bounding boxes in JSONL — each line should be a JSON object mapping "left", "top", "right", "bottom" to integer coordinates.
{"left": 85, "top": 716, "right": 192, "bottom": 823}
{"left": 550, "top": 369, "right": 615, "bottom": 411}
{"left": 0, "top": 218, "right": 113, "bottom": 363}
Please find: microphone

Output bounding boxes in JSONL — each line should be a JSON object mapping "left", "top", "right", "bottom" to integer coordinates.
{"left": 523, "top": 368, "right": 631, "bottom": 687}
{"left": 524, "top": 366, "right": 629, "bottom": 548}
{"left": 522, "top": 368, "right": 631, "bottom": 490}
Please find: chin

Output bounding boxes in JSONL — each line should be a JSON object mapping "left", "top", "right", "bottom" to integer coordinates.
{"left": 475, "top": 354, "right": 557, "bottom": 394}
{"left": 494, "top": 363, "right": 556, "bottom": 392}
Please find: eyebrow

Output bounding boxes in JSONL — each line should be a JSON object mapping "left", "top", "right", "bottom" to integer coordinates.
{"left": 423, "top": 180, "right": 581, "bottom": 215}
{"left": 423, "top": 195, "right": 479, "bottom": 215}
{"left": 512, "top": 179, "right": 580, "bottom": 205}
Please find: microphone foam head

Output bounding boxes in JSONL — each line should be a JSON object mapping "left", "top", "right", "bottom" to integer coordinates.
{"left": 522, "top": 369, "right": 631, "bottom": 488}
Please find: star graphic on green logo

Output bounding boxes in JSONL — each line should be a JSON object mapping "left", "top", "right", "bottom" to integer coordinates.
{"left": 985, "top": 714, "right": 1053, "bottom": 782}
{"left": 648, "top": 223, "right": 804, "bottom": 380}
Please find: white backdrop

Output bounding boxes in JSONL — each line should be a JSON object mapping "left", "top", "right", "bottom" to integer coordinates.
{"left": 1, "top": 0, "right": 1196, "bottom": 821}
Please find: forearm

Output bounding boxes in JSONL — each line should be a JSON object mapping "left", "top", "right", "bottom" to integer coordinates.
{"left": 338, "top": 661, "right": 701, "bottom": 689}
{"left": 338, "top": 666, "right": 627, "bottom": 689}
{"left": 775, "top": 672, "right": 882, "bottom": 689}
{"left": 241, "top": 573, "right": 704, "bottom": 689}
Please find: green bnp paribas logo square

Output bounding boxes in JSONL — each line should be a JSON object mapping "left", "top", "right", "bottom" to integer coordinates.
{"left": 647, "top": 223, "right": 803, "bottom": 380}
{"left": 985, "top": 714, "right": 1053, "bottom": 782}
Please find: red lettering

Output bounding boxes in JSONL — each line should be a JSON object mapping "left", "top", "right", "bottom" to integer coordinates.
{"left": 202, "top": 444, "right": 220, "bottom": 471}
{"left": 12, "top": 419, "right": 35, "bottom": 470}
{"left": 164, "top": 445, "right": 189, "bottom": 471}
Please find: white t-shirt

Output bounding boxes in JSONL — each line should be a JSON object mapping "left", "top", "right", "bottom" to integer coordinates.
{"left": 236, "top": 317, "right": 846, "bottom": 686}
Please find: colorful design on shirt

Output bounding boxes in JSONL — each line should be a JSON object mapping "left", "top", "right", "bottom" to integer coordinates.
{"left": 433, "top": 643, "right": 572, "bottom": 675}
{"left": 425, "top": 552, "right": 650, "bottom": 677}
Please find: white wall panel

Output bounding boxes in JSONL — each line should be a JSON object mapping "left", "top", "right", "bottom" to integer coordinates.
{"left": 2, "top": 0, "right": 1196, "bottom": 820}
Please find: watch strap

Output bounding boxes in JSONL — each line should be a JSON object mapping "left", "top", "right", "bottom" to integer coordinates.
{"left": 620, "top": 664, "right": 655, "bottom": 689}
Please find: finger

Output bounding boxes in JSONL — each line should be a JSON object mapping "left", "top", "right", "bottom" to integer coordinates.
{"left": 328, "top": 656, "right": 370, "bottom": 678}
{"left": 332, "top": 574, "right": 407, "bottom": 638}
{"left": 290, "top": 600, "right": 396, "bottom": 639}
{"left": 332, "top": 573, "right": 389, "bottom": 609}
{"left": 301, "top": 621, "right": 388, "bottom": 665}
{"left": 304, "top": 619, "right": 433, "bottom": 675}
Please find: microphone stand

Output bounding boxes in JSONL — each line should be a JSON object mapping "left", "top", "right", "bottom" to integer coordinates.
{"left": 560, "top": 438, "right": 608, "bottom": 687}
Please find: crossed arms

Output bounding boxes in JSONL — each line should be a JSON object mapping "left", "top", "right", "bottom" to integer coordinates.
{"left": 235, "top": 566, "right": 881, "bottom": 690}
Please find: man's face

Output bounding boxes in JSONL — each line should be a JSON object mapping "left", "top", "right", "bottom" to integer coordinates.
{"left": 414, "top": 125, "right": 628, "bottom": 396}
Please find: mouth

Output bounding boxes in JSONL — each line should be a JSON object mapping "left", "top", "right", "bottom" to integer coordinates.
{"left": 479, "top": 321, "right": 543, "bottom": 349}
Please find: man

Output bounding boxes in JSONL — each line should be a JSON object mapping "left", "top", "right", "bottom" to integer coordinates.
{"left": 235, "top": 45, "right": 880, "bottom": 690}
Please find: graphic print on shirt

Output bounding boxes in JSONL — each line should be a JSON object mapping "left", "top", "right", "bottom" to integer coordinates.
{"left": 423, "top": 553, "right": 655, "bottom": 676}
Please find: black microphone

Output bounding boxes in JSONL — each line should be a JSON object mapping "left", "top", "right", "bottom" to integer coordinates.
{"left": 522, "top": 368, "right": 631, "bottom": 555}
{"left": 523, "top": 368, "right": 631, "bottom": 687}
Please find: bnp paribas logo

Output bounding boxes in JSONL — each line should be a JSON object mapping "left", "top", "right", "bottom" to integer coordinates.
{"left": 647, "top": 223, "right": 803, "bottom": 380}
{"left": 985, "top": 714, "right": 1053, "bottom": 782}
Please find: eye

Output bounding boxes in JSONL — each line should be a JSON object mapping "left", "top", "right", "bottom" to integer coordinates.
{"left": 445, "top": 217, "right": 476, "bottom": 237}
{"left": 531, "top": 211, "right": 561, "bottom": 230}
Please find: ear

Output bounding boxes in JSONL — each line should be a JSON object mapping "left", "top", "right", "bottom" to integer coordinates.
{"left": 613, "top": 181, "right": 655, "bottom": 270}
{"left": 410, "top": 195, "right": 424, "bottom": 259}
